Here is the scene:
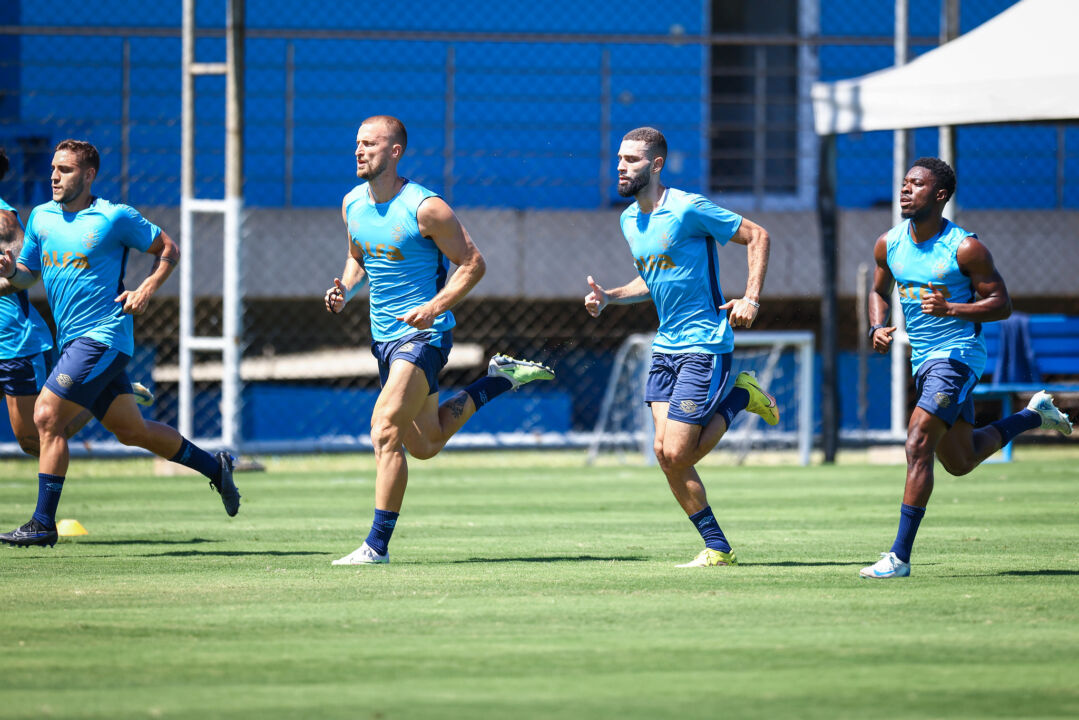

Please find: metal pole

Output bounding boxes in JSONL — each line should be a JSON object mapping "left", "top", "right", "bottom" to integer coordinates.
{"left": 890, "top": 0, "right": 910, "bottom": 439}
{"left": 818, "top": 133, "right": 839, "bottom": 463}
{"left": 284, "top": 40, "right": 294, "bottom": 208}
{"left": 753, "top": 45, "right": 767, "bottom": 209}
{"left": 599, "top": 47, "right": 610, "bottom": 207}
{"left": 179, "top": 0, "right": 195, "bottom": 438}
{"left": 939, "top": 0, "right": 959, "bottom": 219}
{"left": 443, "top": 45, "right": 455, "bottom": 204}
{"left": 121, "top": 37, "right": 130, "bottom": 204}
{"left": 222, "top": 0, "right": 245, "bottom": 449}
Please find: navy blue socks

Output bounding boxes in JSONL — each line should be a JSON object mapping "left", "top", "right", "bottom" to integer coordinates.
{"left": 717, "top": 387, "right": 750, "bottom": 429}
{"left": 31, "top": 473, "right": 65, "bottom": 529}
{"left": 169, "top": 437, "right": 221, "bottom": 481}
{"left": 689, "top": 505, "right": 732, "bottom": 553}
{"left": 364, "top": 509, "right": 399, "bottom": 555}
{"left": 464, "top": 376, "right": 513, "bottom": 411}
{"left": 990, "top": 409, "right": 1041, "bottom": 447}
{"left": 890, "top": 503, "right": 926, "bottom": 563}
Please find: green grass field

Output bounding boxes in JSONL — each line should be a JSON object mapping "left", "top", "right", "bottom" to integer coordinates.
{"left": 2, "top": 448, "right": 1078, "bottom": 719}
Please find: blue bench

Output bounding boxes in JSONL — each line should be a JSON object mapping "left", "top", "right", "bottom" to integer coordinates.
{"left": 975, "top": 314, "right": 1079, "bottom": 460}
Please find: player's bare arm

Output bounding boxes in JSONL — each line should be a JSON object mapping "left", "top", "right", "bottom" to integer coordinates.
{"left": 397, "top": 196, "right": 485, "bottom": 329}
{"left": 920, "top": 236, "right": 1011, "bottom": 322}
{"left": 584, "top": 274, "right": 650, "bottom": 318}
{"left": 869, "top": 232, "right": 897, "bottom": 353}
{"left": 720, "top": 217, "right": 770, "bottom": 328}
{"left": 0, "top": 250, "right": 38, "bottom": 296}
{"left": 116, "top": 230, "right": 179, "bottom": 316}
{"left": 325, "top": 196, "right": 369, "bottom": 314}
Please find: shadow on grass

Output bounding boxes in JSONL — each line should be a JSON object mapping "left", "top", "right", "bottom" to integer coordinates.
{"left": 752, "top": 561, "right": 868, "bottom": 567}
{"left": 999, "top": 569, "right": 1079, "bottom": 576}
{"left": 72, "top": 538, "right": 220, "bottom": 546}
{"left": 452, "top": 555, "right": 648, "bottom": 564}
{"left": 141, "top": 557, "right": 328, "bottom": 561}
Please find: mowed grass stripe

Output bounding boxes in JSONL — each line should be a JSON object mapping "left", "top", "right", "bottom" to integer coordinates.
{"left": 1, "top": 450, "right": 1077, "bottom": 719}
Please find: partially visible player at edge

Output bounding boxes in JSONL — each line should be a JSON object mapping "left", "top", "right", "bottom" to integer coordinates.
{"left": 324, "top": 115, "right": 554, "bottom": 565}
{"left": 0, "top": 139, "right": 240, "bottom": 549}
{"left": 860, "top": 157, "right": 1072, "bottom": 580}
{"left": 0, "top": 147, "right": 153, "bottom": 460}
{"left": 584, "top": 126, "right": 778, "bottom": 568}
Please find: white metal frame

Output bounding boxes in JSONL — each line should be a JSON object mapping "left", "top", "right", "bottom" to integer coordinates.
{"left": 180, "top": 0, "right": 245, "bottom": 450}
{"left": 588, "top": 330, "right": 815, "bottom": 466}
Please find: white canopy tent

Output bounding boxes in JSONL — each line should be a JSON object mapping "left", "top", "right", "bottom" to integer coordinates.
{"left": 812, "top": 0, "right": 1079, "bottom": 133}
{"left": 810, "top": 0, "right": 1079, "bottom": 459}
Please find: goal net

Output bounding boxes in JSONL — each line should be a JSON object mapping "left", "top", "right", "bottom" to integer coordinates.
{"left": 587, "top": 331, "right": 814, "bottom": 465}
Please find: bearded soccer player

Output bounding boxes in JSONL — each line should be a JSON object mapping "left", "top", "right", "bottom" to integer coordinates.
{"left": 324, "top": 115, "right": 554, "bottom": 565}
{"left": 0, "top": 140, "right": 239, "bottom": 548}
{"left": 584, "top": 126, "right": 777, "bottom": 568}
{"left": 859, "top": 157, "right": 1071, "bottom": 579}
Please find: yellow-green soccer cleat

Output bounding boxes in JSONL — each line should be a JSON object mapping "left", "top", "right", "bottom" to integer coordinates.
{"left": 676, "top": 548, "right": 738, "bottom": 567}
{"left": 734, "top": 371, "right": 779, "bottom": 426}
{"left": 488, "top": 354, "right": 555, "bottom": 390}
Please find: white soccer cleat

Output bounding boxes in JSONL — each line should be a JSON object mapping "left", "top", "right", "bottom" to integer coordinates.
{"left": 487, "top": 353, "right": 555, "bottom": 390}
{"left": 859, "top": 551, "right": 910, "bottom": 579}
{"left": 331, "top": 542, "right": 389, "bottom": 566}
{"left": 1027, "top": 391, "right": 1072, "bottom": 436}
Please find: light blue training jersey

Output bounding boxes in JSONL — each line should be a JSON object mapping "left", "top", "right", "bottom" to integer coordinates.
{"left": 344, "top": 179, "right": 455, "bottom": 343}
{"left": 885, "top": 218, "right": 987, "bottom": 376}
{"left": 19, "top": 198, "right": 159, "bottom": 355}
{"left": 0, "top": 197, "right": 53, "bottom": 360}
{"left": 620, "top": 188, "right": 743, "bottom": 355}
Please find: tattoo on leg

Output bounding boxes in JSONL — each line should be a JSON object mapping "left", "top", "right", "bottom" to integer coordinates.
{"left": 448, "top": 393, "right": 468, "bottom": 419}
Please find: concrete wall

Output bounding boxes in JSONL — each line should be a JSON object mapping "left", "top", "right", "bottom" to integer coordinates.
{"left": 20, "top": 205, "right": 1077, "bottom": 300}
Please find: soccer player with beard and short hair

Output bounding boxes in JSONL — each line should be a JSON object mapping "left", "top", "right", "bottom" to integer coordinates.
{"left": 0, "top": 139, "right": 240, "bottom": 548}
{"left": 0, "top": 147, "right": 153, "bottom": 461}
{"left": 859, "top": 157, "right": 1071, "bottom": 579}
{"left": 583, "top": 126, "right": 777, "bottom": 568}
{"left": 324, "top": 115, "right": 554, "bottom": 565}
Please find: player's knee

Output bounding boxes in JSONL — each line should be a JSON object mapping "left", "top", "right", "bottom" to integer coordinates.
{"left": 16, "top": 434, "right": 40, "bottom": 457}
{"left": 370, "top": 416, "right": 403, "bottom": 451}
{"left": 33, "top": 404, "right": 66, "bottom": 438}
{"left": 404, "top": 437, "right": 440, "bottom": 460}
{"left": 659, "top": 446, "right": 693, "bottom": 473}
{"left": 905, "top": 430, "right": 934, "bottom": 463}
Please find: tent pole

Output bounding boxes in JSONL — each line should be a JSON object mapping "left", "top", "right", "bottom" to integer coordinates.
{"left": 939, "top": 0, "right": 960, "bottom": 219}
{"left": 818, "top": 133, "right": 839, "bottom": 463}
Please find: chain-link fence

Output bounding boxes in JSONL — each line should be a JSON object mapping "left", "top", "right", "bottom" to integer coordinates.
{"left": 1, "top": 1, "right": 1076, "bottom": 455}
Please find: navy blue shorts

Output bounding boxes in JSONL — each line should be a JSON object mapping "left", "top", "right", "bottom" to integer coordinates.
{"left": 914, "top": 358, "right": 979, "bottom": 427}
{"left": 644, "top": 352, "right": 732, "bottom": 426}
{"left": 371, "top": 330, "right": 453, "bottom": 395}
{"left": 0, "top": 351, "right": 52, "bottom": 397}
{"left": 45, "top": 337, "right": 134, "bottom": 420}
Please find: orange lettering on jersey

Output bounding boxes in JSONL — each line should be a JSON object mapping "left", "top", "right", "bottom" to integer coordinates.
{"left": 635, "top": 254, "right": 677, "bottom": 272}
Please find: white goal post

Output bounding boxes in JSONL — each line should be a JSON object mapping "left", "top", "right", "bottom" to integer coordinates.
{"left": 587, "top": 330, "right": 814, "bottom": 465}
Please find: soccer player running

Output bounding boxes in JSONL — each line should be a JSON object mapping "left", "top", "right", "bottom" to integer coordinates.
{"left": 324, "top": 115, "right": 554, "bottom": 565}
{"left": 0, "top": 148, "right": 153, "bottom": 459}
{"left": 0, "top": 140, "right": 240, "bottom": 548}
{"left": 860, "top": 157, "right": 1072, "bottom": 580}
{"left": 583, "top": 126, "right": 778, "bottom": 568}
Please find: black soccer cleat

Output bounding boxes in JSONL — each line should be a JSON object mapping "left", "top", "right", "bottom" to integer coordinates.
{"left": 209, "top": 451, "right": 241, "bottom": 517}
{"left": 0, "top": 519, "right": 59, "bottom": 548}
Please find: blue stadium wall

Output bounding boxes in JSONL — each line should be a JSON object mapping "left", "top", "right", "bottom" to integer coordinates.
{"left": 3, "top": 0, "right": 1075, "bottom": 210}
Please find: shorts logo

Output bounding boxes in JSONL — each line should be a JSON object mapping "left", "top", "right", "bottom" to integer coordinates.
{"left": 400, "top": 342, "right": 415, "bottom": 353}
{"left": 679, "top": 399, "right": 698, "bottom": 414}
{"left": 934, "top": 392, "right": 952, "bottom": 408}
{"left": 56, "top": 373, "right": 74, "bottom": 388}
